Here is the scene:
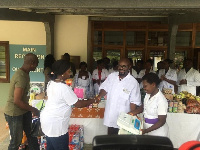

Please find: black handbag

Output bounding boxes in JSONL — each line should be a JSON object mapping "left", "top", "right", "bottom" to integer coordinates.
{"left": 31, "top": 100, "right": 45, "bottom": 137}
{"left": 31, "top": 118, "right": 44, "bottom": 137}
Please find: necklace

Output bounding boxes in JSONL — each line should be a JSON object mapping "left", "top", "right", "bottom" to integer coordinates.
{"left": 54, "top": 79, "right": 63, "bottom": 82}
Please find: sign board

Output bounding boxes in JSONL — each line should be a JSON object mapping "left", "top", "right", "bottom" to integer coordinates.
{"left": 10, "top": 45, "right": 46, "bottom": 82}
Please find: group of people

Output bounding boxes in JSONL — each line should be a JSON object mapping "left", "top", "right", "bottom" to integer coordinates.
{"left": 4, "top": 52, "right": 200, "bottom": 150}
{"left": 156, "top": 58, "right": 200, "bottom": 95}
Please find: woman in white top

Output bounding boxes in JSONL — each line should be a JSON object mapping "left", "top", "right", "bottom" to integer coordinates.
{"left": 130, "top": 73, "right": 168, "bottom": 137}
{"left": 40, "top": 60, "right": 100, "bottom": 150}
{"left": 158, "top": 59, "right": 177, "bottom": 94}
{"left": 92, "top": 59, "right": 109, "bottom": 95}
{"left": 73, "top": 62, "right": 94, "bottom": 98}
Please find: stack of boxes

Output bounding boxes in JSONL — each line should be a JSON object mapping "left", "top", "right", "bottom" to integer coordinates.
{"left": 68, "top": 125, "right": 84, "bottom": 150}
{"left": 38, "top": 136, "right": 47, "bottom": 150}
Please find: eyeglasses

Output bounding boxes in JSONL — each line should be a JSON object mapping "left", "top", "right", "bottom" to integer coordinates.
{"left": 118, "top": 65, "right": 128, "bottom": 69}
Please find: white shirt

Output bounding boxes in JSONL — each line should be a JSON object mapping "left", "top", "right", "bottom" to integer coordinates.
{"left": 138, "top": 69, "right": 156, "bottom": 89}
{"left": 143, "top": 90, "right": 168, "bottom": 137}
{"left": 99, "top": 72, "right": 141, "bottom": 128}
{"left": 40, "top": 81, "right": 78, "bottom": 137}
{"left": 131, "top": 68, "right": 138, "bottom": 78}
{"left": 177, "top": 68, "right": 200, "bottom": 95}
{"left": 92, "top": 68, "right": 109, "bottom": 95}
{"left": 158, "top": 68, "right": 177, "bottom": 94}
{"left": 108, "top": 68, "right": 118, "bottom": 74}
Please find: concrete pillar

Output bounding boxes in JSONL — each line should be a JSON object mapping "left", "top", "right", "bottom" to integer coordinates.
{"left": 168, "top": 23, "right": 178, "bottom": 62}
{"left": 44, "top": 22, "right": 54, "bottom": 55}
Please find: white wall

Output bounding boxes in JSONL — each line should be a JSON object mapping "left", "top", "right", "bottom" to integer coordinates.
{"left": 0, "top": 21, "right": 46, "bottom": 45}
{"left": 54, "top": 15, "right": 88, "bottom": 62}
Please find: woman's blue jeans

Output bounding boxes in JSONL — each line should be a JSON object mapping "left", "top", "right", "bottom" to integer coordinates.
{"left": 46, "top": 132, "right": 69, "bottom": 150}
{"left": 4, "top": 111, "right": 39, "bottom": 150}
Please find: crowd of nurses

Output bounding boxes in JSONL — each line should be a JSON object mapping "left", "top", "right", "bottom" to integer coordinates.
{"left": 72, "top": 57, "right": 200, "bottom": 98}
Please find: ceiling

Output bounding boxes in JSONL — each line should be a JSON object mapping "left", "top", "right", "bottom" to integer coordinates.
{"left": 1, "top": 0, "right": 200, "bottom": 17}
{"left": 9, "top": 8, "right": 200, "bottom": 16}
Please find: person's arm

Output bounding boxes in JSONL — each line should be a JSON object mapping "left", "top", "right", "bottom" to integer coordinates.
{"left": 141, "top": 115, "right": 167, "bottom": 135}
{"left": 97, "top": 89, "right": 107, "bottom": 98}
{"left": 129, "top": 104, "right": 143, "bottom": 116}
{"left": 73, "top": 98, "right": 97, "bottom": 108}
{"left": 129, "top": 80, "right": 142, "bottom": 115}
{"left": 14, "top": 87, "right": 39, "bottom": 116}
{"left": 161, "top": 75, "right": 177, "bottom": 85}
{"left": 74, "top": 89, "right": 105, "bottom": 108}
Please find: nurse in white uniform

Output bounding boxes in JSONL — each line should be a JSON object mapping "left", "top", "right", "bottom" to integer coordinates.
{"left": 131, "top": 73, "right": 168, "bottom": 137}
{"left": 177, "top": 59, "right": 200, "bottom": 96}
{"left": 92, "top": 59, "right": 109, "bottom": 95}
{"left": 158, "top": 59, "right": 177, "bottom": 94}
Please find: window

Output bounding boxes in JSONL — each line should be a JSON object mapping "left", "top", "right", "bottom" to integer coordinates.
{"left": 176, "top": 31, "right": 192, "bottom": 46}
{"left": 0, "top": 41, "right": 9, "bottom": 83}
{"left": 104, "top": 31, "right": 123, "bottom": 45}
{"left": 126, "top": 31, "right": 145, "bottom": 46}
{"left": 195, "top": 31, "right": 200, "bottom": 47}
{"left": 148, "top": 32, "right": 168, "bottom": 46}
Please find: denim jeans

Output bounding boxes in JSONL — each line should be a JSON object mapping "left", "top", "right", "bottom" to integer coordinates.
{"left": 4, "top": 111, "right": 39, "bottom": 150}
{"left": 46, "top": 132, "right": 69, "bottom": 150}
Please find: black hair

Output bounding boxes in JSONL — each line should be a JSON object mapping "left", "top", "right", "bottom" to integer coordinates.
{"left": 63, "top": 53, "right": 70, "bottom": 58}
{"left": 97, "top": 59, "right": 104, "bottom": 65}
{"left": 142, "top": 73, "right": 160, "bottom": 86}
{"left": 184, "top": 58, "right": 193, "bottom": 63}
{"left": 103, "top": 57, "right": 110, "bottom": 62}
{"left": 79, "top": 61, "right": 87, "bottom": 68}
{"left": 48, "top": 59, "right": 70, "bottom": 80}
{"left": 137, "top": 60, "right": 144, "bottom": 65}
{"left": 146, "top": 59, "right": 153, "bottom": 66}
{"left": 44, "top": 54, "right": 55, "bottom": 70}
{"left": 62, "top": 53, "right": 70, "bottom": 61}
{"left": 112, "top": 60, "right": 118, "bottom": 68}
{"left": 128, "top": 58, "right": 133, "bottom": 65}
{"left": 164, "top": 59, "right": 173, "bottom": 64}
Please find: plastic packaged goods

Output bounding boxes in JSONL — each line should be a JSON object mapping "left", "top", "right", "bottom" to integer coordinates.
{"left": 168, "top": 107, "right": 173, "bottom": 113}
{"left": 92, "top": 103, "right": 98, "bottom": 108}
{"left": 168, "top": 101, "right": 174, "bottom": 107}
{"left": 39, "top": 136, "right": 47, "bottom": 150}
{"left": 65, "top": 78, "right": 73, "bottom": 87}
{"left": 172, "top": 107, "right": 178, "bottom": 113}
{"left": 68, "top": 124, "right": 84, "bottom": 150}
{"left": 173, "top": 102, "right": 178, "bottom": 107}
{"left": 97, "top": 100, "right": 105, "bottom": 108}
{"left": 88, "top": 104, "right": 93, "bottom": 108}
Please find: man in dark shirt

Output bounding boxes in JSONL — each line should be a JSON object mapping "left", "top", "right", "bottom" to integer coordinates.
{"left": 4, "top": 53, "right": 40, "bottom": 150}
